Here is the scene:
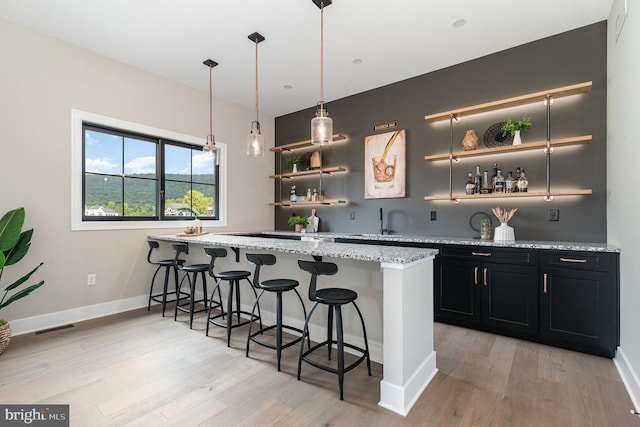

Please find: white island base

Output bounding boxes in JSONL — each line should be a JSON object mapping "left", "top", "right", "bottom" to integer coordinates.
{"left": 379, "top": 257, "right": 437, "bottom": 416}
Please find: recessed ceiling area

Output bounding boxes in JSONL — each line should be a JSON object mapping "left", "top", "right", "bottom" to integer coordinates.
{"left": 0, "top": 0, "right": 611, "bottom": 117}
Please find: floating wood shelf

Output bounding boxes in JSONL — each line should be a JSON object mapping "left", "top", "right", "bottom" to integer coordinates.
{"left": 270, "top": 166, "right": 347, "bottom": 180}
{"left": 424, "top": 82, "right": 592, "bottom": 123}
{"left": 270, "top": 200, "right": 347, "bottom": 207}
{"left": 270, "top": 134, "right": 347, "bottom": 152}
{"left": 424, "top": 136, "right": 592, "bottom": 161}
{"left": 424, "top": 190, "right": 593, "bottom": 201}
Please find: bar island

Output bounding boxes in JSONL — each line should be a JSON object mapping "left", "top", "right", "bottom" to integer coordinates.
{"left": 148, "top": 232, "right": 439, "bottom": 416}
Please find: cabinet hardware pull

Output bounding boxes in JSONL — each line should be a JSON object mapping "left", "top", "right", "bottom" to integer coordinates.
{"left": 543, "top": 273, "right": 548, "bottom": 293}
{"left": 483, "top": 268, "right": 487, "bottom": 286}
{"left": 474, "top": 267, "right": 478, "bottom": 285}
{"left": 559, "top": 257, "right": 587, "bottom": 263}
{"left": 471, "top": 252, "right": 492, "bottom": 257}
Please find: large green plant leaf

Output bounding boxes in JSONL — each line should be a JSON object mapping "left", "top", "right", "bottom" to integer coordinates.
{"left": 4, "top": 229, "right": 33, "bottom": 266}
{"left": 0, "top": 207, "right": 24, "bottom": 252}
{"left": 4, "top": 262, "right": 43, "bottom": 292}
{"left": 0, "top": 281, "right": 45, "bottom": 309}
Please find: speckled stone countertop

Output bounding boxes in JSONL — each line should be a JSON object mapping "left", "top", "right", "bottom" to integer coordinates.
{"left": 240, "top": 231, "right": 620, "bottom": 253}
{"left": 148, "top": 233, "right": 439, "bottom": 265}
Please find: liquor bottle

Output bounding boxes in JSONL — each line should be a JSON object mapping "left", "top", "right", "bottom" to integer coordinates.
{"left": 290, "top": 185, "right": 297, "bottom": 202}
{"left": 517, "top": 168, "right": 529, "bottom": 192}
{"left": 474, "top": 165, "right": 482, "bottom": 194}
{"left": 494, "top": 169, "right": 505, "bottom": 193}
{"left": 465, "top": 172, "right": 475, "bottom": 195}
{"left": 480, "top": 170, "right": 491, "bottom": 194}
{"left": 514, "top": 167, "right": 522, "bottom": 192}
{"left": 491, "top": 163, "right": 498, "bottom": 192}
{"left": 505, "top": 171, "right": 515, "bottom": 194}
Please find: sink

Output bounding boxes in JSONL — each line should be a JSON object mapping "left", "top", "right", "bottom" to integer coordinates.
{"left": 300, "top": 236, "right": 335, "bottom": 243}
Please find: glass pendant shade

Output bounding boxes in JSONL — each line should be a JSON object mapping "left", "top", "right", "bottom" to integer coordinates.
{"left": 204, "top": 134, "right": 219, "bottom": 165}
{"left": 246, "top": 127, "right": 265, "bottom": 157}
{"left": 311, "top": 106, "right": 333, "bottom": 145}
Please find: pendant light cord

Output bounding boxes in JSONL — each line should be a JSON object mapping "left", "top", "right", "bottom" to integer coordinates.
{"left": 209, "top": 64, "right": 213, "bottom": 137}
{"left": 319, "top": 1, "right": 325, "bottom": 107}
{"left": 255, "top": 37, "right": 260, "bottom": 126}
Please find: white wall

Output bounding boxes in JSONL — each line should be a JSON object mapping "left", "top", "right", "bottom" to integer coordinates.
{"left": 0, "top": 19, "right": 274, "bottom": 325}
{"left": 608, "top": 0, "right": 640, "bottom": 410}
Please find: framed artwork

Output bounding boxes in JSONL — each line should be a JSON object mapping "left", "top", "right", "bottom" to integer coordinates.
{"left": 364, "top": 129, "right": 406, "bottom": 199}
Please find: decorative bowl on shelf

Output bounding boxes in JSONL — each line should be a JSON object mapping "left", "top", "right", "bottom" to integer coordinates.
{"left": 483, "top": 122, "right": 514, "bottom": 148}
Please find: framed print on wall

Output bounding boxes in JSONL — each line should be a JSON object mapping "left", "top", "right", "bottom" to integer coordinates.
{"left": 364, "top": 129, "right": 406, "bottom": 199}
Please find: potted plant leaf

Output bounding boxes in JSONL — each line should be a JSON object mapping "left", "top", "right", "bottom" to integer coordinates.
{"left": 502, "top": 115, "right": 532, "bottom": 145}
{"left": 0, "top": 207, "right": 45, "bottom": 355}
{"left": 286, "top": 155, "right": 301, "bottom": 173}
{"left": 288, "top": 215, "right": 308, "bottom": 232}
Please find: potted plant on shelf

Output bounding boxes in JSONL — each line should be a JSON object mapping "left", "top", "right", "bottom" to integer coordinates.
{"left": 286, "top": 156, "right": 301, "bottom": 173}
{"left": 502, "top": 115, "right": 532, "bottom": 145}
{"left": 0, "top": 207, "right": 45, "bottom": 355}
{"left": 288, "top": 215, "right": 308, "bottom": 232}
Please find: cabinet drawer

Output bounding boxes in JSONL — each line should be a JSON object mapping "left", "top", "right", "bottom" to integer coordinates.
{"left": 540, "top": 251, "right": 612, "bottom": 272}
{"left": 439, "top": 245, "right": 536, "bottom": 265}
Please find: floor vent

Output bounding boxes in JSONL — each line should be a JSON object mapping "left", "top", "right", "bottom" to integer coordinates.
{"left": 35, "top": 324, "right": 75, "bottom": 335}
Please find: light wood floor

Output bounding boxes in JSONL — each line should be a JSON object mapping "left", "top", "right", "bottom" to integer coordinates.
{"left": 1, "top": 306, "right": 638, "bottom": 427}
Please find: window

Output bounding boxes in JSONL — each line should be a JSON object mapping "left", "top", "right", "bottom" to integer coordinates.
{"left": 72, "top": 110, "right": 227, "bottom": 230}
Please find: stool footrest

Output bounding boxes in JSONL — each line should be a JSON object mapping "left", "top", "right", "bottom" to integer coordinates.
{"left": 249, "top": 324, "right": 305, "bottom": 350}
{"left": 301, "top": 340, "right": 369, "bottom": 375}
{"left": 150, "top": 291, "right": 190, "bottom": 305}
{"left": 207, "top": 310, "right": 256, "bottom": 329}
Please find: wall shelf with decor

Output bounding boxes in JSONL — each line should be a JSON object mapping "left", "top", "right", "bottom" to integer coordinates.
{"left": 423, "top": 81, "right": 593, "bottom": 202}
{"left": 271, "top": 134, "right": 349, "bottom": 206}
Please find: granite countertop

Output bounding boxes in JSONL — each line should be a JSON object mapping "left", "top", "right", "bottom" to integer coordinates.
{"left": 148, "top": 233, "right": 439, "bottom": 265}
{"left": 239, "top": 231, "right": 620, "bottom": 253}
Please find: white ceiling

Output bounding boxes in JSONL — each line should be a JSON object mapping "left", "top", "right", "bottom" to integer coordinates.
{"left": 0, "top": 0, "right": 611, "bottom": 117}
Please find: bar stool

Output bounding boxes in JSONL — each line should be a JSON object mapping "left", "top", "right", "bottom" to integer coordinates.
{"left": 205, "top": 249, "right": 261, "bottom": 347}
{"left": 173, "top": 244, "right": 224, "bottom": 329}
{"left": 245, "top": 253, "right": 309, "bottom": 371}
{"left": 297, "top": 259, "right": 371, "bottom": 400}
{"left": 146, "top": 240, "right": 188, "bottom": 316}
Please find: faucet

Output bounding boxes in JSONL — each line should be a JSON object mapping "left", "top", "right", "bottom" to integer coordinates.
{"left": 379, "top": 207, "right": 388, "bottom": 235}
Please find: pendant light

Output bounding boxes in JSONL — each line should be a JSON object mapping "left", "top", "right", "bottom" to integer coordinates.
{"left": 247, "top": 32, "right": 265, "bottom": 157}
{"left": 203, "top": 59, "right": 219, "bottom": 164}
{"left": 311, "top": 0, "right": 333, "bottom": 146}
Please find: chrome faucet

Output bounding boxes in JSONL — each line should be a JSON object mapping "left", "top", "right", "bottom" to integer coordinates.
{"left": 379, "top": 207, "right": 388, "bottom": 235}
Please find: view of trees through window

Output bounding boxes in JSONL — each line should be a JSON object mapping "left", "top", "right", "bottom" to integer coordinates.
{"left": 83, "top": 125, "right": 217, "bottom": 220}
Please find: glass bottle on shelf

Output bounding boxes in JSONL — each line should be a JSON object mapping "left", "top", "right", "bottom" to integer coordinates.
{"left": 473, "top": 165, "right": 482, "bottom": 194}
{"left": 465, "top": 172, "right": 475, "bottom": 195}
{"left": 480, "top": 170, "right": 491, "bottom": 194}
{"left": 491, "top": 163, "right": 498, "bottom": 192}
{"left": 290, "top": 185, "right": 297, "bottom": 202}
{"left": 505, "top": 171, "right": 515, "bottom": 194}
{"left": 494, "top": 169, "right": 505, "bottom": 193}
{"left": 517, "top": 168, "right": 529, "bottom": 192}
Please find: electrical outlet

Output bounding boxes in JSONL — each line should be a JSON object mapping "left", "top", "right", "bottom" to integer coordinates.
{"left": 430, "top": 211, "right": 437, "bottom": 221}
{"left": 349, "top": 211, "right": 356, "bottom": 220}
{"left": 87, "top": 274, "right": 96, "bottom": 286}
{"left": 549, "top": 209, "right": 559, "bottom": 222}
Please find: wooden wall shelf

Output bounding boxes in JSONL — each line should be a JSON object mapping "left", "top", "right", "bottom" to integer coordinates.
{"left": 424, "top": 136, "right": 591, "bottom": 161}
{"left": 270, "top": 134, "right": 346, "bottom": 152}
{"left": 424, "top": 190, "right": 593, "bottom": 201}
{"left": 424, "top": 81, "right": 592, "bottom": 123}
{"left": 270, "top": 200, "right": 347, "bottom": 207}
{"left": 270, "top": 166, "right": 347, "bottom": 180}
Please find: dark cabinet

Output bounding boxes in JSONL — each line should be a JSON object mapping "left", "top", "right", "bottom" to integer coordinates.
{"left": 435, "top": 246, "right": 538, "bottom": 336}
{"left": 539, "top": 251, "right": 619, "bottom": 358}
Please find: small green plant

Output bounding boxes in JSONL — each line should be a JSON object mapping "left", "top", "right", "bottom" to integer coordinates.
{"left": 286, "top": 156, "right": 301, "bottom": 165}
{"left": 288, "top": 216, "right": 308, "bottom": 228}
{"left": 502, "top": 115, "right": 532, "bottom": 137}
{"left": 0, "top": 207, "right": 45, "bottom": 325}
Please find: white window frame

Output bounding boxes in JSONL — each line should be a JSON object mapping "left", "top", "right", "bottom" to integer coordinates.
{"left": 71, "top": 109, "right": 227, "bottom": 231}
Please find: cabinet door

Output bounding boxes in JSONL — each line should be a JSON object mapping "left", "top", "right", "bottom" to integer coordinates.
{"left": 435, "top": 258, "right": 481, "bottom": 325}
{"left": 540, "top": 267, "right": 614, "bottom": 356}
{"left": 483, "top": 264, "right": 538, "bottom": 334}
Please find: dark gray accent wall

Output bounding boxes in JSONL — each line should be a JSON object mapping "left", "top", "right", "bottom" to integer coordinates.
{"left": 274, "top": 22, "right": 607, "bottom": 242}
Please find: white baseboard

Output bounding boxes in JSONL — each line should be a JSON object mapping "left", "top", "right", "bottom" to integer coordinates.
{"left": 9, "top": 295, "right": 150, "bottom": 336}
{"left": 614, "top": 346, "right": 640, "bottom": 412}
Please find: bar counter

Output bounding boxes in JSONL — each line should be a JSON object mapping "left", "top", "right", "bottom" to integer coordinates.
{"left": 149, "top": 232, "right": 439, "bottom": 416}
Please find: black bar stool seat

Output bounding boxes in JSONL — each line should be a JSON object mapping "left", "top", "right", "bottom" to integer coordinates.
{"left": 147, "top": 240, "right": 189, "bottom": 316}
{"left": 297, "top": 259, "right": 371, "bottom": 401}
{"left": 206, "top": 255, "right": 261, "bottom": 347}
{"left": 245, "top": 253, "right": 309, "bottom": 371}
